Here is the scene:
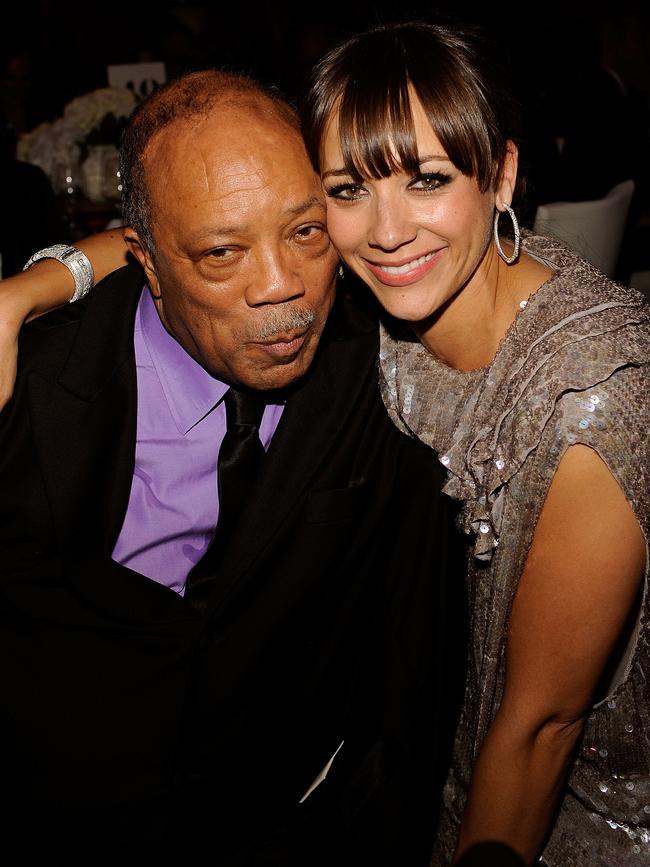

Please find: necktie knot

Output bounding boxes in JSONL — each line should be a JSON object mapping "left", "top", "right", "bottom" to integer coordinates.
{"left": 225, "top": 386, "right": 266, "bottom": 429}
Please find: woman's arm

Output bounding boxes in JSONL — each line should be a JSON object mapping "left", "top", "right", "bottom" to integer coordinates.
{"left": 454, "top": 444, "right": 645, "bottom": 865}
{"left": 2, "top": 228, "right": 129, "bottom": 322}
{"left": 0, "top": 228, "right": 129, "bottom": 409}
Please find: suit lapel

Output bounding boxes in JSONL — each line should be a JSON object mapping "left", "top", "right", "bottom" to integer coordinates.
{"left": 27, "top": 267, "right": 195, "bottom": 624}
{"left": 30, "top": 267, "right": 142, "bottom": 552}
{"left": 28, "top": 361, "right": 137, "bottom": 554}
{"left": 203, "top": 305, "right": 379, "bottom": 612}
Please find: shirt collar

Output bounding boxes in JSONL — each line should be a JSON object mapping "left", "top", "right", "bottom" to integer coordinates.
{"left": 138, "top": 285, "right": 228, "bottom": 435}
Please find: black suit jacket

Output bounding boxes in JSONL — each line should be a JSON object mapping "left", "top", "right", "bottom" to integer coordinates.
{"left": 0, "top": 266, "right": 466, "bottom": 865}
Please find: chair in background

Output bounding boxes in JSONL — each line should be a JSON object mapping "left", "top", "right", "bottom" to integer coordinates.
{"left": 533, "top": 179, "right": 635, "bottom": 278}
{"left": 629, "top": 268, "right": 650, "bottom": 303}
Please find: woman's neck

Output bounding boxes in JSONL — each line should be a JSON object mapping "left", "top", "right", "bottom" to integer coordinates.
{"left": 414, "top": 247, "right": 552, "bottom": 371}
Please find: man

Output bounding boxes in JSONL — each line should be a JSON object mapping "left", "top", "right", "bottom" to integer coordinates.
{"left": 0, "top": 70, "right": 470, "bottom": 866}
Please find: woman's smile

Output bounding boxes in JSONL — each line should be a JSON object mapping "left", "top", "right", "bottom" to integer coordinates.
{"left": 363, "top": 248, "right": 445, "bottom": 287}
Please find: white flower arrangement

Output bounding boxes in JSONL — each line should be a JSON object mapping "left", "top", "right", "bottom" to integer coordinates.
{"left": 17, "top": 86, "right": 138, "bottom": 195}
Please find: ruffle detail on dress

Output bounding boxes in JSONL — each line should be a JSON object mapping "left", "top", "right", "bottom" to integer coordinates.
{"left": 379, "top": 233, "right": 650, "bottom": 562}
{"left": 447, "top": 319, "right": 649, "bottom": 561}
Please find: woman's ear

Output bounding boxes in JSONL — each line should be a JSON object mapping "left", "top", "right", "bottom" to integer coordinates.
{"left": 495, "top": 140, "right": 519, "bottom": 211}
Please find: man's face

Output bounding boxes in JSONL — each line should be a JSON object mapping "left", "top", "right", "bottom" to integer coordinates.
{"left": 129, "top": 106, "right": 338, "bottom": 390}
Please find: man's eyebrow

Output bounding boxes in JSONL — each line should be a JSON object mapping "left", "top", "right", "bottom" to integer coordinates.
{"left": 187, "top": 225, "right": 243, "bottom": 242}
{"left": 285, "top": 196, "right": 326, "bottom": 217}
{"left": 186, "top": 197, "right": 326, "bottom": 245}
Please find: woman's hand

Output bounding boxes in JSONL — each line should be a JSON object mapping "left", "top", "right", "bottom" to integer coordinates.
{"left": 0, "top": 229, "right": 130, "bottom": 411}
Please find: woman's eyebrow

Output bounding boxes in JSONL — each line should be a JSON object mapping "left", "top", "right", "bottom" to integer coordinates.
{"left": 418, "top": 153, "right": 450, "bottom": 164}
{"left": 321, "top": 168, "right": 351, "bottom": 180}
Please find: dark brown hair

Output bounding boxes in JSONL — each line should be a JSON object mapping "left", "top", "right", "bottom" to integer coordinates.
{"left": 302, "top": 21, "right": 523, "bottom": 194}
{"left": 120, "top": 69, "right": 300, "bottom": 252}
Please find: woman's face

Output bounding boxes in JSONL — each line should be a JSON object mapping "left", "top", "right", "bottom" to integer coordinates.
{"left": 320, "top": 95, "right": 514, "bottom": 326}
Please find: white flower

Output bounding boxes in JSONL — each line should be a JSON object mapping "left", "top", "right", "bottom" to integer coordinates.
{"left": 17, "top": 119, "right": 81, "bottom": 192}
{"left": 63, "top": 87, "right": 138, "bottom": 137}
{"left": 17, "top": 86, "right": 138, "bottom": 194}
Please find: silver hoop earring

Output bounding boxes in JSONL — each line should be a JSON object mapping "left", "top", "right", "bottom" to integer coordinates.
{"left": 338, "top": 263, "right": 345, "bottom": 279}
{"left": 493, "top": 204, "right": 520, "bottom": 264}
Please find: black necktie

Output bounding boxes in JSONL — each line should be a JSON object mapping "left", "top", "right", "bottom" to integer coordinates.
{"left": 185, "top": 387, "right": 266, "bottom": 611}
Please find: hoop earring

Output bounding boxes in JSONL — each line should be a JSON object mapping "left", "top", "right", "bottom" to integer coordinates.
{"left": 493, "top": 203, "right": 520, "bottom": 264}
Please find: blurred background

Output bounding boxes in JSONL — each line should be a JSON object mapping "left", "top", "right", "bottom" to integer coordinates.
{"left": 1, "top": 0, "right": 649, "bottom": 289}
{"left": 4, "top": 1, "right": 649, "bottom": 124}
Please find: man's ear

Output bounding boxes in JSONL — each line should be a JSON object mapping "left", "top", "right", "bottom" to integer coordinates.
{"left": 123, "top": 229, "right": 161, "bottom": 298}
{"left": 495, "top": 140, "right": 519, "bottom": 211}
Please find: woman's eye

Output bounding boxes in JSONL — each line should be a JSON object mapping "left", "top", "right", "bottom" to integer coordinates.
{"left": 410, "top": 173, "right": 450, "bottom": 192}
{"left": 325, "top": 182, "right": 366, "bottom": 201}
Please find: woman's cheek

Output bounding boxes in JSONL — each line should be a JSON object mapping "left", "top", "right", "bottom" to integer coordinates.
{"left": 327, "top": 211, "right": 358, "bottom": 253}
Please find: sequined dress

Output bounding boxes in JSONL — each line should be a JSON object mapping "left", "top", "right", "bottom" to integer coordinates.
{"left": 378, "top": 235, "right": 650, "bottom": 866}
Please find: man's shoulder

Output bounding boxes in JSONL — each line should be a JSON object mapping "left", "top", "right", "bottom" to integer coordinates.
{"left": 331, "top": 284, "right": 381, "bottom": 340}
{"left": 16, "top": 263, "right": 143, "bottom": 385}
{"left": 21, "top": 263, "right": 142, "bottom": 344}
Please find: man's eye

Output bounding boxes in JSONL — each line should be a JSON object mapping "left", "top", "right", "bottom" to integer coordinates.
{"left": 294, "top": 225, "right": 325, "bottom": 240}
{"left": 209, "top": 248, "right": 235, "bottom": 259}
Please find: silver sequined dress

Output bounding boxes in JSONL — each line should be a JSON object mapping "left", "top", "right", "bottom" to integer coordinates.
{"left": 378, "top": 235, "right": 650, "bottom": 866}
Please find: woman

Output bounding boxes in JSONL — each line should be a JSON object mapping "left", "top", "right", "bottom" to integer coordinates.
{"left": 301, "top": 22, "right": 649, "bottom": 867}
{"left": 1, "top": 20, "right": 648, "bottom": 867}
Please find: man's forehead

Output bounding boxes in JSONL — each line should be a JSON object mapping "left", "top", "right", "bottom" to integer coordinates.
{"left": 145, "top": 125, "right": 325, "bottom": 245}
{"left": 150, "top": 111, "right": 315, "bottom": 179}
{"left": 147, "top": 115, "right": 320, "bottom": 209}
{"left": 153, "top": 105, "right": 302, "bottom": 155}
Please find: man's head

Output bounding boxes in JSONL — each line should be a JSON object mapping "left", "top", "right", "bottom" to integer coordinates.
{"left": 120, "top": 70, "right": 338, "bottom": 390}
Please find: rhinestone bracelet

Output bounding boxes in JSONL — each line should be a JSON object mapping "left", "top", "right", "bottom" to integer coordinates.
{"left": 23, "top": 244, "right": 95, "bottom": 303}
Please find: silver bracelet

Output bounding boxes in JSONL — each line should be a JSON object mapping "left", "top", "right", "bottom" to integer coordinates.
{"left": 23, "top": 244, "right": 95, "bottom": 304}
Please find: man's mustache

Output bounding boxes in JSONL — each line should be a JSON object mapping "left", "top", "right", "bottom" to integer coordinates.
{"left": 247, "top": 306, "right": 316, "bottom": 341}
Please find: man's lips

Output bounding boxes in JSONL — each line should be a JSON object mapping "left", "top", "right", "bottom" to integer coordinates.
{"left": 252, "top": 329, "right": 308, "bottom": 358}
{"left": 363, "top": 249, "right": 444, "bottom": 287}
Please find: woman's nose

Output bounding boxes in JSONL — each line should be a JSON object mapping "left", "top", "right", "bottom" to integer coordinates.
{"left": 366, "top": 195, "right": 417, "bottom": 252}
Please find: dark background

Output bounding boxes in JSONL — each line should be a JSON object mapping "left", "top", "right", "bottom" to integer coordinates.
{"left": 1, "top": 0, "right": 649, "bottom": 279}
{"left": 2, "top": 0, "right": 648, "bottom": 128}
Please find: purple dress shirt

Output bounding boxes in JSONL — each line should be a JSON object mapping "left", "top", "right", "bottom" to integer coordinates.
{"left": 111, "top": 287, "right": 284, "bottom": 594}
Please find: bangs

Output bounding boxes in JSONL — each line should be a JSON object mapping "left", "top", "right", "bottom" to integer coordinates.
{"left": 304, "top": 23, "right": 515, "bottom": 195}
{"left": 337, "top": 74, "right": 422, "bottom": 180}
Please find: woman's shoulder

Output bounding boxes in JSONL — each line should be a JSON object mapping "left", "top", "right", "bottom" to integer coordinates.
{"left": 438, "top": 246, "right": 649, "bottom": 559}
{"left": 522, "top": 231, "right": 649, "bottom": 316}
{"left": 495, "top": 234, "right": 650, "bottom": 393}
{"left": 486, "top": 246, "right": 649, "bottom": 480}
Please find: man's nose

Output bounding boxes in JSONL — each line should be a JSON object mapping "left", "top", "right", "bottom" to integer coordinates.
{"left": 245, "top": 250, "right": 306, "bottom": 306}
{"left": 367, "top": 195, "right": 417, "bottom": 252}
